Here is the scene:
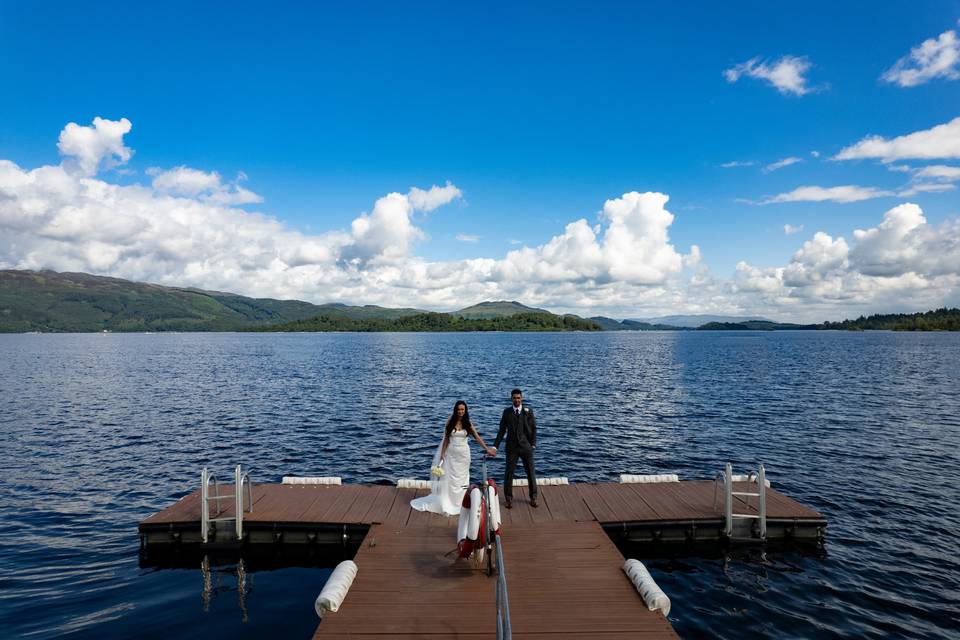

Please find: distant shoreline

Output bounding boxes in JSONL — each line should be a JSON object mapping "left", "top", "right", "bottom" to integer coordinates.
{"left": 11, "top": 327, "right": 960, "bottom": 335}
{"left": 2, "top": 269, "right": 958, "bottom": 332}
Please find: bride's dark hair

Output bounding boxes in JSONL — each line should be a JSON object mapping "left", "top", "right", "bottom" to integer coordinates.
{"left": 445, "top": 400, "right": 475, "bottom": 438}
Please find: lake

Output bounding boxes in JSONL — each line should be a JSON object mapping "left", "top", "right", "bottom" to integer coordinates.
{"left": 1, "top": 331, "right": 958, "bottom": 638}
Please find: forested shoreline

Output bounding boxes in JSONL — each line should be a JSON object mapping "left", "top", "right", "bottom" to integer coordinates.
{"left": 256, "top": 312, "right": 602, "bottom": 332}
{"left": 820, "top": 308, "right": 960, "bottom": 331}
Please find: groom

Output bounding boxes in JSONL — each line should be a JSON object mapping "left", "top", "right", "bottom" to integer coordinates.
{"left": 493, "top": 388, "right": 538, "bottom": 509}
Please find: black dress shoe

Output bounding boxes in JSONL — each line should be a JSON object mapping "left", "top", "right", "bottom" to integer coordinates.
{"left": 505, "top": 498, "right": 512, "bottom": 509}
{"left": 530, "top": 497, "right": 538, "bottom": 508}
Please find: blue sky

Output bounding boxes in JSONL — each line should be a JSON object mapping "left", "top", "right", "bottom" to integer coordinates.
{"left": 1, "top": 2, "right": 959, "bottom": 321}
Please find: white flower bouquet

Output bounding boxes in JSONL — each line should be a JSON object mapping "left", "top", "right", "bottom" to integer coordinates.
{"left": 431, "top": 462, "right": 445, "bottom": 477}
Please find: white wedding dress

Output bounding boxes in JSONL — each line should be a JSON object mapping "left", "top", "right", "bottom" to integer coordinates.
{"left": 410, "top": 429, "right": 471, "bottom": 516}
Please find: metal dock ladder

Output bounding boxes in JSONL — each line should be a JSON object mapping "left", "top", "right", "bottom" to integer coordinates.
{"left": 717, "top": 462, "right": 767, "bottom": 541}
{"left": 200, "top": 464, "right": 253, "bottom": 543}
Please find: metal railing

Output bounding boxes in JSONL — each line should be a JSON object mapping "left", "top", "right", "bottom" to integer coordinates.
{"left": 714, "top": 462, "right": 766, "bottom": 541}
{"left": 481, "top": 454, "right": 512, "bottom": 640}
{"left": 201, "top": 464, "right": 253, "bottom": 543}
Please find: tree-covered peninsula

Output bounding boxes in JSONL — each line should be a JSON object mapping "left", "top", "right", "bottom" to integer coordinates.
{"left": 820, "top": 308, "right": 960, "bottom": 331}
{"left": 259, "top": 311, "right": 601, "bottom": 332}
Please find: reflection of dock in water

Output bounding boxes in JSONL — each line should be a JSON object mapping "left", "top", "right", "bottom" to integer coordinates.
{"left": 140, "top": 477, "right": 825, "bottom": 639}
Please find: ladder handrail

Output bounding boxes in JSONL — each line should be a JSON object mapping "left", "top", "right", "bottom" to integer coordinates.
{"left": 724, "top": 463, "right": 733, "bottom": 536}
{"left": 201, "top": 464, "right": 253, "bottom": 543}
{"left": 722, "top": 462, "right": 767, "bottom": 541}
{"left": 712, "top": 470, "right": 726, "bottom": 514}
{"left": 757, "top": 465, "right": 767, "bottom": 539}
{"left": 201, "top": 468, "right": 221, "bottom": 543}
{"left": 235, "top": 465, "right": 254, "bottom": 540}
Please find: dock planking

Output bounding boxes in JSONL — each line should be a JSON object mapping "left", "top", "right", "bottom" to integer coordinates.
{"left": 313, "top": 519, "right": 678, "bottom": 640}
{"left": 140, "top": 480, "right": 825, "bottom": 638}
{"left": 500, "top": 521, "right": 678, "bottom": 638}
{"left": 313, "top": 522, "right": 494, "bottom": 639}
{"left": 140, "top": 480, "right": 824, "bottom": 533}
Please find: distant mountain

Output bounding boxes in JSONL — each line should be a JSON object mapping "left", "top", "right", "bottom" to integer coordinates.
{"left": 633, "top": 314, "right": 773, "bottom": 328}
{"left": 0, "top": 270, "right": 423, "bottom": 332}
{"left": 454, "top": 300, "right": 549, "bottom": 319}
{"left": 304, "top": 302, "right": 426, "bottom": 321}
{"left": 589, "top": 316, "right": 686, "bottom": 331}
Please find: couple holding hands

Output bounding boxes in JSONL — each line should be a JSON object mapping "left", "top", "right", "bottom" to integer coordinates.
{"left": 411, "top": 388, "right": 538, "bottom": 516}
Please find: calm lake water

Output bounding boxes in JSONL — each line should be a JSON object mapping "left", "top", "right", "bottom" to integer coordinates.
{"left": 1, "top": 331, "right": 959, "bottom": 639}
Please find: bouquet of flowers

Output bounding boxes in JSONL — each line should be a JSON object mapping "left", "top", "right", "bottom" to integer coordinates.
{"left": 431, "top": 460, "right": 445, "bottom": 477}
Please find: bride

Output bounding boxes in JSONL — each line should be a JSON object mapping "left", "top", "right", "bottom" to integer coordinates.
{"left": 411, "top": 400, "right": 496, "bottom": 516}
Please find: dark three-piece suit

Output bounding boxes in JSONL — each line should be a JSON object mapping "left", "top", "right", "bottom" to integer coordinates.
{"left": 494, "top": 404, "right": 538, "bottom": 500}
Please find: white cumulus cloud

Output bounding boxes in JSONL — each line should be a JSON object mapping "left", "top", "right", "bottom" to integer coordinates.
{"left": 882, "top": 28, "right": 960, "bottom": 87}
{"left": 4, "top": 119, "right": 960, "bottom": 323}
{"left": 57, "top": 117, "right": 133, "bottom": 176}
{"left": 0, "top": 119, "right": 704, "bottom": 314}
{"left": 851, "top": 203, "right": 960, "bottom": 277}
{"left": 732, "top": 202, "right": 960, "bottom": 317}
{"left": 149, "top": 166, "right": 263, "bottom": 205}
{"left": 834, "top": 116, "right": 960, "bottom": 162}
{"left": 723, "top": 56, "right": 814, "bottom": 96}
{"left": 408, "top": 182, "right": 462, "bottom": 212}
{"left": 345, "top": 188, "right": 460, "bottom": 265}
{"left": 784, "top": 224, "right": 805, "bottom": 235}
{"left": 489, "top": 192, "right": 689, "bottom": 287}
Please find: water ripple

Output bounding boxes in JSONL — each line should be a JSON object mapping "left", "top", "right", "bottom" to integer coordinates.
{"left": 0, "top": 331, "right": 958, "bottom": 638}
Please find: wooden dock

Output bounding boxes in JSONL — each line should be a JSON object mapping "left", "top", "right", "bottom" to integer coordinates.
{"left": 315, "top": 519, "right": 679, "bottom": 639}
{"left": 139, "top": 481, "right": 825, "bottom": 638}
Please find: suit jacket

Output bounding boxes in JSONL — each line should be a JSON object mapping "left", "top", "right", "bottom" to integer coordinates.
{"left": 495, "top": 404, "right": 536, "bottom": 452}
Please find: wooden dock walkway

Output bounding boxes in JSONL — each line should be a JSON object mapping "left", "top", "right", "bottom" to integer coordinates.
{"left": 314, "top": 519, "right": 679, "bottom": 639}
{"left": 139, "top": 480, "right": 824, "bottom": 638}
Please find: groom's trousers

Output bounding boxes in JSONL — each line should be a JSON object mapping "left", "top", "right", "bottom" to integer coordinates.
{"left": 504, "top": 448, "right": 537, "bottom": 500}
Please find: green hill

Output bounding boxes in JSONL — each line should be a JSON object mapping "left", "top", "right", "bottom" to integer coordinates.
{"left": 454, "top": 300, "right": 549, "bottom": 319}
{"left": 299, "top": 302, "right": 425, "bottom": 321}
{"left": 0, "top": 270, "right": 422, "bottom": 332}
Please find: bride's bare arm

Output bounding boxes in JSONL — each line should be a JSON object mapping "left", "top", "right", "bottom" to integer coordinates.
{"left": 471, "top": 426, "right": 496, "bottom": 455}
